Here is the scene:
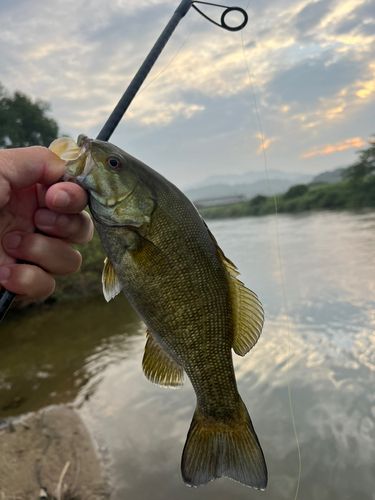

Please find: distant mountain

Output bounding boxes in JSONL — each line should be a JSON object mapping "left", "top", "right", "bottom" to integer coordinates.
{"left": 183, "top": 167, "right": 348, "bottom": 204}
{"left": 183, "top": 168, "right": 314, "bottom": 203}
{"left": 184, "top": 178, "right": 309, "bottom": 203}
{"left": 186, "top": 169, "right": 313, "bottom": 190}
{"left": 310, "top": 167, "right": 345, "bottom": 184}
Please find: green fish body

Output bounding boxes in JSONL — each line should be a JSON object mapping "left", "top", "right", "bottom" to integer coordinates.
{"left": 59, "top": 136, "right": 267, "bottom": 489}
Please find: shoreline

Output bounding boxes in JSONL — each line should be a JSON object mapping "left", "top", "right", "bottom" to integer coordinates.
{"left": 0, "top": 405, "right": 109, "bottom": 500}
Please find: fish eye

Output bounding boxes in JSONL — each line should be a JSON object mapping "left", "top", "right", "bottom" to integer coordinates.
{"left": 106, "top": 156, "right": 122, "bottom": 169}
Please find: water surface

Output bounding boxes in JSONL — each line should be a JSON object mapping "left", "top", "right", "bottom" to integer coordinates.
{"left": 1, "top": 211, "right": 374, "bottom": 499}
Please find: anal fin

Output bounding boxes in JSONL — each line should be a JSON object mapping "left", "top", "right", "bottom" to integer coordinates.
{"left": 142, "top": 330, "right": 184, "bottom": 389}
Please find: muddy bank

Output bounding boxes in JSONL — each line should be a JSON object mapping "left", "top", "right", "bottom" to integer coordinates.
{"left": 0, "top": 405, "right": 109, "bottom": 500}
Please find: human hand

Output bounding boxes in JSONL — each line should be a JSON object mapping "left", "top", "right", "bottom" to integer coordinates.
{"left": 0, "top": 146, "right": 94, "bottom": 301}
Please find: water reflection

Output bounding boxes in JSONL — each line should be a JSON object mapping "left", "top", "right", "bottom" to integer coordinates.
{"left": 1, "top": 211, "right": 375, "bottom": 499}
{"left": 0, "top": 295, "right": 142, "bottom": 419}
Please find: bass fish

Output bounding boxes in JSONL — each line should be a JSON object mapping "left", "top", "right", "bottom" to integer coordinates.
{"left": 50, "top": 136, "right": 268, "bottom": 489}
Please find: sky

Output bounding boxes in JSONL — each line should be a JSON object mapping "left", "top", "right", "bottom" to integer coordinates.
{"left": 1, "top": 0, "right": 374, "bottom": 188}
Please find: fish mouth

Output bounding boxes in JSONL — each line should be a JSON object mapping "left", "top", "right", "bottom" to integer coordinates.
{"left": 63, "top": 137, "right": 95, "bottom": 182}
{"left": 90, "top": 189, "right": 134, "bottom": 207}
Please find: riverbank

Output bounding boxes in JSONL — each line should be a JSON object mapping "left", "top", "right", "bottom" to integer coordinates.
{"left": 0, "top": 405, "right": 109, "bottom": 499}
{"left": 199, "top": 180, "right": 375, "bottom": 219}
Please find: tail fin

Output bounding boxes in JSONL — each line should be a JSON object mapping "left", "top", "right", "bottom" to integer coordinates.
{"left": 181, "top": 399, "right": 267, "bottom": 489}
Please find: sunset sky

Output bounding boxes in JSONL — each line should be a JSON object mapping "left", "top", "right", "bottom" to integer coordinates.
{"left": 1, "top": 0, "right": 374, "bottom": 188}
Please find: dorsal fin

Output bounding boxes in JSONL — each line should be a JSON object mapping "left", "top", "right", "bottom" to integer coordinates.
{"left": 102, "top": 257, "right": 122, "bottom": 302}
{"left": 204, "top": 222, "right": 264, "bottom": 356}
{"left": 143, "top": 330, "right": 184, "bottom": 388}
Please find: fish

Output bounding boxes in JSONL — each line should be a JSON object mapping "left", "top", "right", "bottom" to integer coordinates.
{"left": 50, "top": 135, "right": 268, "bottom": 489}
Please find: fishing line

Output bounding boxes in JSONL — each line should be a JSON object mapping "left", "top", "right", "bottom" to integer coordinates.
{"left": 122, "top": 4, "right": 302, "bottom": 493}
{"left": 135, "top": 17, "right": 202, "bottom": 99}
{"left": 241, "top": 2, "right": 302, "bottom": 498}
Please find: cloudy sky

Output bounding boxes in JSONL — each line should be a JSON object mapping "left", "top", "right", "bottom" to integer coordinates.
{"left": 1, "top": 0, "right": 374, "bottom": 188}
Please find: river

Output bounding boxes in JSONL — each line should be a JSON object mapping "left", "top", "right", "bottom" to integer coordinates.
{"left": 1, "top": 210, "right": 374, "bottom": 499}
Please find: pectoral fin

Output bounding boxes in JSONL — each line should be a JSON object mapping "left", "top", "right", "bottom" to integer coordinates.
{"left": 204, "top": 222, "right": 264, "bottom": 356}
{"left": 102, "top": 257, "right": 122, "bottom": 302}
{"left": 142, "top": 330, "right": 184, "bottom": 388}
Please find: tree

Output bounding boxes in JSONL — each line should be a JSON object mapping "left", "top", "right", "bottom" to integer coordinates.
{"left": 249, "top": 195, "right": 267, "bottom": 206}
{"left": 0, "top": 84, "right": 59, "bottom": 148}
{"left": 342, "top": 136, "right": 375, "bottom": 208}
{"left": 284, "top": 184, "right": 309, "bottom": 199}
{"left": 343, "top": 136, "right": 375, "bottom": 184}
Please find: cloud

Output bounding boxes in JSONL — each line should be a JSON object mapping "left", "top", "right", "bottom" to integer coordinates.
{"left": 2, "top": 0, "right": 373, "bottom": 133}
{"left": 255, "top": 133, "right": 278, "bottom": 154}
{"left": 127, "top": 100, "right": 205, "bottom": 126}
{"left": 320, "top": 0, "right": 368, "bottom": 29}
{"left": 294, "top": 0, "right": 333, "bottom": 34}
{"left": 356, "top": 66, "right": 375, "bottom": 99}
{"left": 357, "top": 80, "right": 375, "bottom": 99}
{"left": 1, "top": 0, "right": 374, "bottom": 184}
{"left": 267, "top": 55, "right": 367, "bottom": 107}
{"left": 300, "top": 137, "right": 366, "bottom": 158}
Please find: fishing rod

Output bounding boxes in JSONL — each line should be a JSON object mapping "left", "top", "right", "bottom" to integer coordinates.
{"left": 97, "top": 0, "right": 248, "bottom": 141}
{"left": 0, "top": 0, "right": 248, "bottom": 321}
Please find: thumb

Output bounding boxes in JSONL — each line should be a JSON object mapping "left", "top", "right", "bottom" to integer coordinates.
{"left": 0, "top": 146, "right": 66, "bottom": 208}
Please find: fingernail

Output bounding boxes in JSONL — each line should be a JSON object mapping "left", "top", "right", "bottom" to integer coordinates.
{"left": 36, "top": 211, "right": 57, "bottom": 227}
{"left": 4, "top": 234, "right": 21, "bottom": 249}
{"left": 53, "top": 190, "right": 70, "bottom": 208}
{"left": 0, "top": 267, "right": 11, "bottom": 281}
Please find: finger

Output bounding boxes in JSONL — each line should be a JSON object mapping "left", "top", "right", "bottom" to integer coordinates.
{"left": 0, "top": 264, "right": 55, "bottom": 301}
{"left": 34, "top": 209, "right": 94, "bottom": 244}
{"left": 44, "top": 182, "right": 89, "bottom": 214}
{"left": 2, "top": 232, "right": 82, "bottom": 276}
{"left": 0, "top": 146, "right": 65, "bottom": 194}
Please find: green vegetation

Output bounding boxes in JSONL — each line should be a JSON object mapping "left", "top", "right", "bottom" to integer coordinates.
{"left": 54, "top": 227, "right": 106, "bottom": 302}
{"left": 283, "top": 184, "right": 309, "bottom": 199}
{"left": 200, "top": 137, "right": 375, "bottom": 220}
{"left": 0, "top": 84, "right": 59, "bottom": 148}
